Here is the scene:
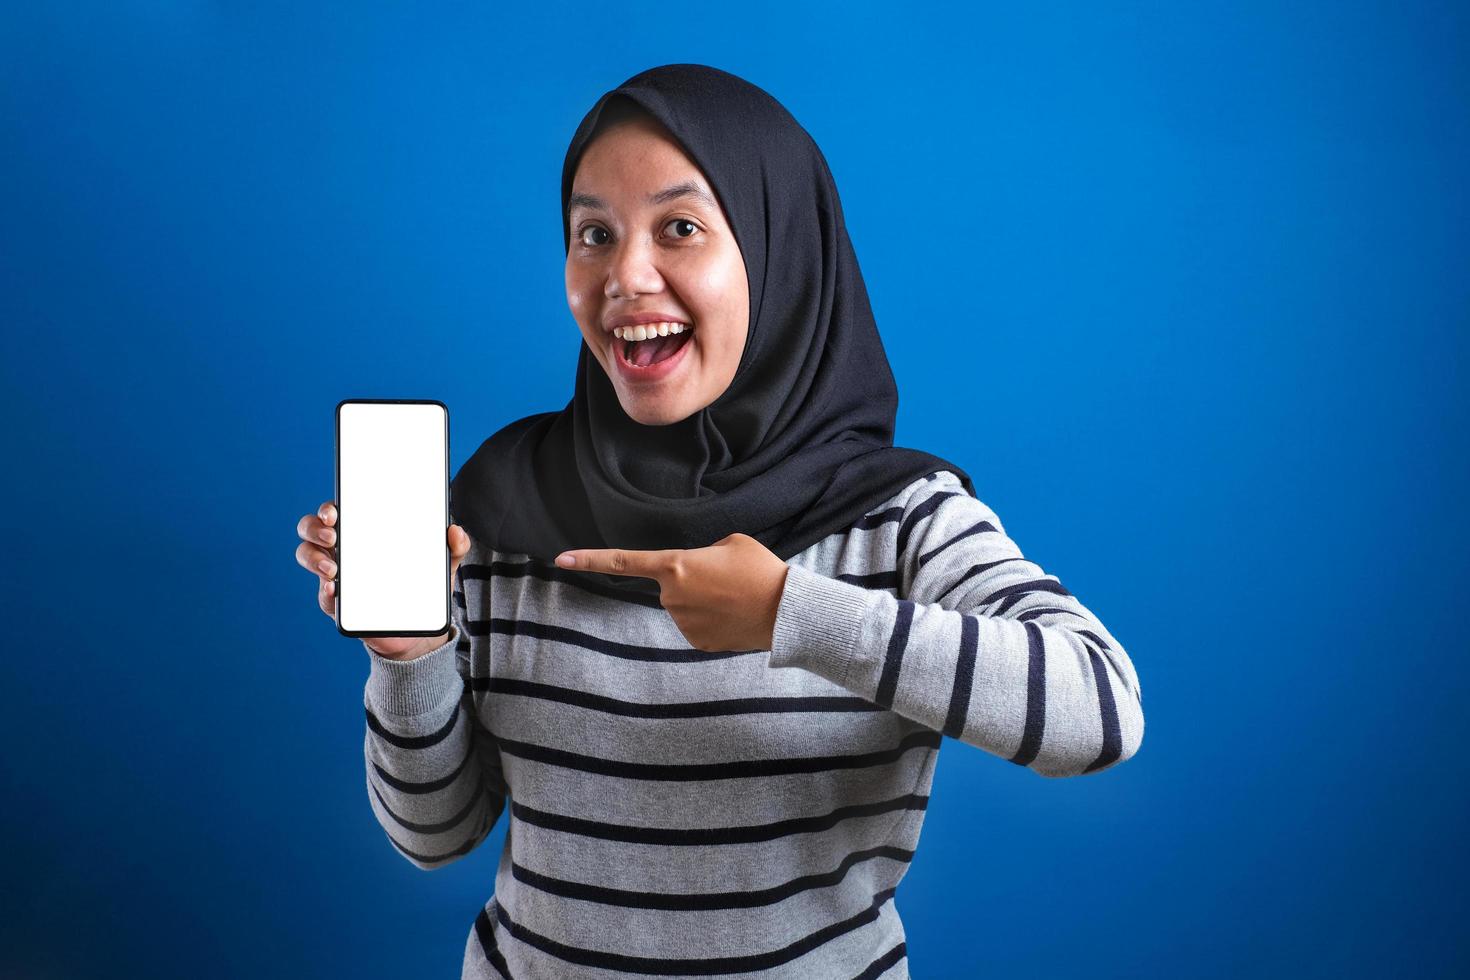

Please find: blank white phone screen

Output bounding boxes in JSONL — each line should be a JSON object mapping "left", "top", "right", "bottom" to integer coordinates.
{"left": 337, "top": 402, "right": 448, "bottom": 634}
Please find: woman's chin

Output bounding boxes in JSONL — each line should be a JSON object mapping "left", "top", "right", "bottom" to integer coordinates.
{"left": 611, "top": 357, "right": 703, "bottom": 425}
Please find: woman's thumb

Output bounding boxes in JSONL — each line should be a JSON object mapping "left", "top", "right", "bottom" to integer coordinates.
{"left": 449, "top": 523, "right": 470, "bottom": 565}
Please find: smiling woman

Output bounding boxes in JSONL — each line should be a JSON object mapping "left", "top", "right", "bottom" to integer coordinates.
{"left": 357, "top": 63, "right": 1144, "bottom": 980}
{"left": 451, "top": 64, "right": 973, "bottom": 573}
{"left": 563, "top": 104, "right": 750, "bottom": 425}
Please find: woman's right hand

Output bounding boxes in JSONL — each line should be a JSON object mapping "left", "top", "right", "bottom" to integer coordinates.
{"left": 296, "top": 500, "right": 472, "bottom": 661}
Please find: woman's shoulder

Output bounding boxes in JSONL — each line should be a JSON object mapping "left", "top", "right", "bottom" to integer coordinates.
{"left": 875, "top": 467, "right": 970, "bottom": 515}
{"left": 866, "top": 467, "right": 1007, "bottom": 551}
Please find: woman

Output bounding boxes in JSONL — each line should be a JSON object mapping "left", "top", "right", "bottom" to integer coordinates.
{"left": 296, "top": 64, "right": 1144, "bottom": 979}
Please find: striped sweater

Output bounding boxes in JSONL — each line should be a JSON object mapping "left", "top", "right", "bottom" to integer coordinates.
{"left": 361, "top": 469, "right": 1145, "bottom": 979}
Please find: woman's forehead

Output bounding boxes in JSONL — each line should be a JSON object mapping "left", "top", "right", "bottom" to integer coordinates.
{"left": 569, "top": 176, "right": 719, "bottom": 215}
{"left": 577, "top": 120, "right": 697, "bottom": 176}
{"left": 570, "top": 132, "right": 719, "bottom": 215}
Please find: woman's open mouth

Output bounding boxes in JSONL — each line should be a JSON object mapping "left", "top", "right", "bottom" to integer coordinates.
{"left": 613, "top": 325, "right": 695, "bottom": 384}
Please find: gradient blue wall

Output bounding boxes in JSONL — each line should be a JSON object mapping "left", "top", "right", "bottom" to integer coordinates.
{"left": 3, "top": 2, "right": 1466, "bottom": 977}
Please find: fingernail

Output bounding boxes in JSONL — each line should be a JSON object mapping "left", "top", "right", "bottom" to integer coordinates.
{"left": 319, "top": 559, "right": 335, "bottom": 575}
{"left": 555, "top": 553, "right": 575, "bottom": 567}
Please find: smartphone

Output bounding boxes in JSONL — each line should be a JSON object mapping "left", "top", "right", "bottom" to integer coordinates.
{"left": 334, "top": 398, "right": 450, "bottom": 638}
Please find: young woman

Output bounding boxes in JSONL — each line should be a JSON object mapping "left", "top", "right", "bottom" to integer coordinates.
{"left": 296, "top": 64, "right": 1143, "bottom": 980}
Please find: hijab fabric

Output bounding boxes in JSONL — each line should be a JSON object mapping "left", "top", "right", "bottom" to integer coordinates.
{"left": 451, "top": 63, "right": 975, "bottom": 598}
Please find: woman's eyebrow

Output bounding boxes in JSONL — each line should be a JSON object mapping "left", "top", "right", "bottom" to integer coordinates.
{"left": 569, "top": 181, "right": 717, "bottom": 216}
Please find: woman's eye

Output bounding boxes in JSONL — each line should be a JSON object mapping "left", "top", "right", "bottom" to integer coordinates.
{"left": 577, "top": 220, "right": 698, "bottom": 247}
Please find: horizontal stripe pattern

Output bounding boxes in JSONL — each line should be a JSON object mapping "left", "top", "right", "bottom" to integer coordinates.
{"left": 508, "top": 843, "right": 915, "bottom": 911}
{"left": 507, "top": 792, "right": 930, "bottom": 847}
{"left": 468, "top": 674, "right": 888, "bottom": 717}
{"left": 365, "top": 468, "right": 1136, "bottom": 978}
{"left": 487, "top": 886, "right": 900, "bottom": 976}
{"left": 489, "top": 728, "right": 941, "bottom": 782}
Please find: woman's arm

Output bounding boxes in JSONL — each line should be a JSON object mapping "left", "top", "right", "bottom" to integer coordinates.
{"left": 362, "top": 559, "right": 508, "bottom": 868}
{"left": 767, "top": 474, "right": 1144, "bottom": 778}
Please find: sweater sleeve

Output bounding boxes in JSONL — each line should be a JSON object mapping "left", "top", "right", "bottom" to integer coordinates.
{"left": 361, "top": 548, "right": 508, "bottom": 868}
{"left": 766, "top": 475, "right": 1144, "bottom": 778}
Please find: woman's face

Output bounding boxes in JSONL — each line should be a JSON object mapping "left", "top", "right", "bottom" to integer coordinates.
{"left": 566, "top": 114, "right": 750, "bottom": 426}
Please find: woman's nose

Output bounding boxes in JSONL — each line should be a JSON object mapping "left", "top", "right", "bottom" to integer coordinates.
{"left": 605, "top": 237, "right": 663, "bottom": 298}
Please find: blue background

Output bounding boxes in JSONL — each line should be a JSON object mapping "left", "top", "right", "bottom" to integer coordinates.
{"left": 3, "top": 2, "right": 1466, "bottom": 977}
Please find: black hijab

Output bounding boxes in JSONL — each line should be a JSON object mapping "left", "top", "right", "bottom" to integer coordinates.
{"left": 451, "top": 63, "right": 975, "bottom": 598}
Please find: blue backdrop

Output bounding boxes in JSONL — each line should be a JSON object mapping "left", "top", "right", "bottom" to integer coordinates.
{"left": 3, "top": 2, "right": 1466, "bottom": 977}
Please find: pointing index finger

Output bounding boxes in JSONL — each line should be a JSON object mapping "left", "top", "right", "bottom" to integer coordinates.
{"left": 554, "top": 548, "right": 666, "bottom": 581}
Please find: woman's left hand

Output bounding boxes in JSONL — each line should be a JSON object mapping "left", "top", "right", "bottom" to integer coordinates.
{"left": 554, "top": 533, "right": 789, "bottom": 653}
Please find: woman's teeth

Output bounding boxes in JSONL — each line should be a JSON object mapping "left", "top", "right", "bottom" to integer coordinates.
{"left": 613, "top": 322, "right": 690, "bottom": 342}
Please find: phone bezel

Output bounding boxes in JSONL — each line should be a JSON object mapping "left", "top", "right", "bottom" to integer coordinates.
{"left": 333, "top": 397, "right": 451, "bottom": 639}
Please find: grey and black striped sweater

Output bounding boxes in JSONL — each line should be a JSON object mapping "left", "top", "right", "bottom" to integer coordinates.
{"left": 361, "top": 469, "right": 1145, "bottom": 979}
